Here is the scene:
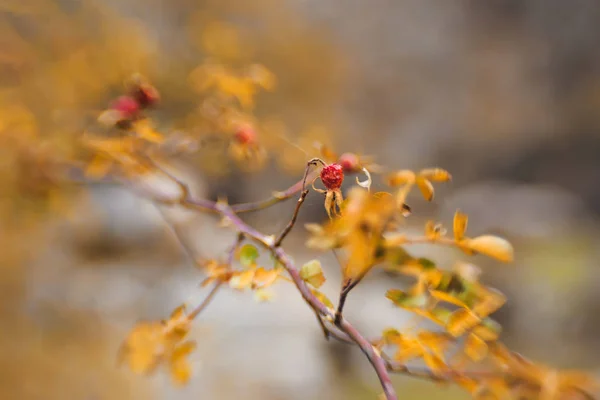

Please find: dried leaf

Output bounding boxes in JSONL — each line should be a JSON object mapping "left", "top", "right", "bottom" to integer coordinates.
{"left": 446, "top": 308, "right": 480, "bottom": 337}
{"left": 419, "top": 168, "right": 452, "bottom": 182}
{"left": 453, "top": 210, "right": 468, "bottom": 241}
{"left": 169, "top": 341, "right": 196, "bottom": 385}
{"left": 310, "top": 288, "right": 334, "bottom": 309}
{"left": 385, "top": 170, "right": 416, "bottom": 186}
{"left": 356, "top": 167, "right": 372, "bottom": 191}
{"left": 253, "top": 288, "right": 274, "bottom": 302}
{"left": 462, "top": 235, "right": 514, "bottom": 263}
{"left": 429, "top": 290, "right": 468, "bottom": 308}
{"left": 423, "top": 352, "right": 447, "bottom": 375}
{"left": 300, "top": 259, "right": 326, "bottom": 288}
{"left": 464, "top": 333, "right": 488, "bottom": 361}
{"left": 416, "top": 177, "right": 434, "bottom": 201}
{"left": 229, "top": 269, "right": 255, "bottom": 290}
{"left": 252, "top": 267, "right": 279, "bottom": 288}
{"left": 472, "top": 319, "right": 502, "bottom": 341}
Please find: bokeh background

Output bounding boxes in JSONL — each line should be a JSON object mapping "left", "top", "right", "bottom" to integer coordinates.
{"left": 1, "top": 0, "right": 600, "bottom": 399}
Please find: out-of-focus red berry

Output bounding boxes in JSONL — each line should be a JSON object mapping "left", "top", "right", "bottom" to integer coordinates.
{"left": 320, "top": 163, "right": 344, "bottom": 190}
{"left": 133, "top": 83, "right": 160, "bottom": 108}
{"left": 235, "top": 125, "right": 257, "bottom": 145}
{"left": 111, "top": 96, "right": 140, "bottom": 118}
{"left": 338, "top": 152, "right": 360, "bottom": 172}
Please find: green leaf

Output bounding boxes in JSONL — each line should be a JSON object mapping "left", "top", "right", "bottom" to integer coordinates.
{"left": 417, "top": 257, "right": 436, "bottom": 269}
{"left": 386, "top": 289, "right": 428, "bottom": 308}
{"left": 239, "top": 244, "right": 259, "bottom": 267}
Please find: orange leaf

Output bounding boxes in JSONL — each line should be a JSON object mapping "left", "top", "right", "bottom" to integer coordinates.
{"left": 472, "top": 288, "right": 506, "bottom": 318}
{"left": 229, "top": 269, "right": 255, "bottom": 290}
{"left": 453, "top": 210, "right": 468, "bottom": 241}
{"left": 423, "top": 352, "right": 447, "bottom": 375}
{"left": 446, "top": 308, "right": 480, "bottom": 337}
{"left": 464, "top": 333, "right": 488, "bottom": 361}
{"left": 429, "top": 290, "right": 468, "bottom": 308}
{"left": 462, "top": 235, "right": 514, "bottom": 262}
{"left": 252, "top": 267, "right": 279, "bottom": 288}
{"left": 385, "top": 170, "right": 416, "bottom": 186}
{"left": 416, "top": 177, "right": 434, "bottom": 201}
{"left": 419, "top": 168, "right": 452, "bottom": 182}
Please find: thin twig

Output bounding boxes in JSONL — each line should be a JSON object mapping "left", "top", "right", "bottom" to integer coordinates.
{"left": 187, "top": 233, "right": 244, "bottom": 321}
{"left": 215, "top": 203, "right": 398, "bottom": 400}
{"left": 188, "top": 281, "right": 222, "bottom": 320}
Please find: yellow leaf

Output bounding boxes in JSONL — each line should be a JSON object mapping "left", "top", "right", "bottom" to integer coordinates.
{"left": 169, "top": 341, "right": 196, "bottom": 385}
{"left": 252, "top": 267, "right": 279, "bottom": 288}
{"left": 385, "top": 170, "right": 416, "bottom": 186}
{"left": 462, "top": 235, "right": 514, "bottom": 262}
{"left": 416, "top": 177, "right": 434, "bottom": 201}
{"left": 247, "top": 63, "right": 276, "bottom": 90}
{"left": 229, "top": 269, "right": 255, "bottom": 290}
{"left": 446, "top": 308, "right": 480, "bottom": 337}
{"left": 429, "top": 290, "right": 468, "bottom": 308}
{"left": 425, "top": 221, "right": 446, "bottom": 240}
{"left": 417, "top": 332, "right": 452, "bottom": 360}
{"left": 422, "top": 352, "right": 447, "bottom": 375}
{"left": 253, "top": 288, "right": 274, "bottom": 302}
{"left": 310, "top": 288, "right": 334, "bottom": 309}
{"left": 300, "top": 259, "right": 326, "bottom": 288}
{"left": 453, "top": 210, "right": 468, "bottom": 241}
{"left": 419, "top": 168, "right": 452, "bottom": 182}
{"left": 464, "top": 333, "right": 488, "bottom": 361}
{"left": 472, "top": 288, "right": 506, "bottom": 318}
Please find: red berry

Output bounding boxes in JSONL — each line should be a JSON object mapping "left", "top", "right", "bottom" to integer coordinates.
{"left": 235, "top": 125, "right": 256, "bottom": 145}
{"left": 133, "top": 83, "right": 160, "bottom": 108}
{"left": 111, "top": 96, "right": 140, "bottom": 118}
{"left": 339, "top": 152, "right": 360, "bottom": 172}
{"left": 320, "top": 163, "right": 344, "bottom": 190}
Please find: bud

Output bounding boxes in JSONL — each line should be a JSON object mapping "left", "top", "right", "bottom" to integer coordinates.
{"left": 133, "top": 83, "right": 160, "bottom": 108}
{"left": 338, "top": 152, "right": 360, "bottom": 172}
{"left": 234, "top": 124, "right": 257, "bottom": 145}
{"left": 111, "top": 96, "right": 140, "bottom": 118}
{"left": 320, "top": 163, "right": 344, "bottom": 190}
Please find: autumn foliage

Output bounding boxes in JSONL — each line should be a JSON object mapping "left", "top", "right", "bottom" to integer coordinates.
{"left": 75, "top": 57, "right": 597, "bottom": 398}
{"left": 2, "top": 9, "right": 597, "bottom": 399}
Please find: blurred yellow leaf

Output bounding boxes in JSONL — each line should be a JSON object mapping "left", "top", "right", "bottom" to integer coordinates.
{"left": 385, "top": 170, "right": 415, "bottom": 186}
{"left": 464, "top": 333, "right": 488, "bottom": 361}
{"left": 416, "top": 177, "right": 434, "bottom": 201}
{"left": 423, "top": 352, "right": 447, "bottom": 376}
{"left": 419, "top": 168, "right": 452, "bottom": 182}
{"left": 300, "top": 259, "right": 326, "bottom": 288}
{"left": 462, "top": 235, "right": 514, "bottom": 263}
{"left": 252, "top": 267, "right": 279, "bottom": 288}
{"left": 425, "top": 221, "right": 446, "bottom": 240}
{"left": 429, "top": 290, "right": 468, "bottom": 309}
{"left": 453, "top": 210, "right": 468, "bottom": 241}
{"left": 446, "top": 308, "right": 480, "bottom": 337}
{"left": 253, "top": 288, "right": 274, "bottom": 302}
{"left": 229, "top": 269, "right": 255, "bottom": 290}
{"left": 169, "top": 341, "right": 196, "bottom": 385}
{"left": 310, "top": 288, "right": 334, "bottom": 309}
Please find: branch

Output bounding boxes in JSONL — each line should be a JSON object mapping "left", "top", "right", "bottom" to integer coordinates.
{"left": 215, "top": 203, "right": 399, "bottom": 400}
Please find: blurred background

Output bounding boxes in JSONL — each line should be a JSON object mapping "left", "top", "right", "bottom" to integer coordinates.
{"left": 1, "top": 0, "right": 600, "bottom": 399}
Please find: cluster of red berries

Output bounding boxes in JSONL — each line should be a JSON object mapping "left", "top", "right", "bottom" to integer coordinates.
{"left": 100, "top": 75, "right": 160, "bottom": 128}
